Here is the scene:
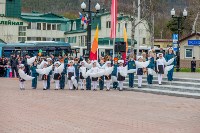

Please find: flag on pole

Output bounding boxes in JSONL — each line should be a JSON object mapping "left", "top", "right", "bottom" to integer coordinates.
{"left": 89, "top": 26, "right": 99, "bottom": 60}
{"left": 110, "top": 0, "right": 118, "bottom": 38}
{"left": 122, "top": 27, "right": 128, "bottom": 61}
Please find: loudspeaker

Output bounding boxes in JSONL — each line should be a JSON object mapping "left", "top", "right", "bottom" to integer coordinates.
{"left": 119, "top": 42, "right": 126, "bottom": 52}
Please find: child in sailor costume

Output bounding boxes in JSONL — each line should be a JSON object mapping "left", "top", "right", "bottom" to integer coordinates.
{"left": 90, "top": 61, "right": 99, "bottom": 91}
{"left": 30, "top": 60, "right": 38, "bottom": 89}
{"left": 19, "top": 64, "right": 26, "bottom": 90}
{"left": 117, "top": 60, "right": 125, "bottom": 91}
{"left": 105, "top": 61, "right": 112, "bottom": 91}
{"left": 67, "top": 60, "right": 76, "bottom": 90}
{"left": 157, "top": 53, "right": 165, "bottom": 85}
{"left": 136, "top": 56, "right": 144, "bottom": 88}
{"left": 147, "top": 50, "right": 155, "bottom": 85}
{"left": 53, "top": 62, "right": 61, "bottom": 90}
{"left": 79, "top": 61, "right": 86, "bottom": 90}
{"left": 42, "top": 62, "right": 49, "bottom": 90}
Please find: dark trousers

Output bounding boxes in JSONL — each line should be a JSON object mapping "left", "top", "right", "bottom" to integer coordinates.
{"left": 128, "top": 73, "right": 134, "bottom": 87}
{"left": 167, "top": 67, "right": 174, "bottom": 81}
{"left": 32, "top": 74, "right": 38, "bottom": 88}
{"left": 12, "top": 67, "right": 18, "bottom": 77}
{"left": 191, "top": 68, "right": 196, "bottom": 72}
{"left": 99, "top": 76, "right": 104, "bottom": 90}
{"left": 147, "top": 74, "right": 153, "bottom": 84}
{"left": 86, "top": 76, "right": 91, "bottom": 90}
{"left": 60, "top": 74, "right": 65, "bottom": 89}
{"left": 47, "top": 75, "right": 51, "bottom": 89}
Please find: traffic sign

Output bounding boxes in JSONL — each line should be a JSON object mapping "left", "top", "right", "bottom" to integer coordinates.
{"left": 172, "top": 34, "right": 178, "bottom": 52}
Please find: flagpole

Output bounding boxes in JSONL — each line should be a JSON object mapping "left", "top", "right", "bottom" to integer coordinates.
{"left": 113, "top": 38, "right": 115, "bottom": 59}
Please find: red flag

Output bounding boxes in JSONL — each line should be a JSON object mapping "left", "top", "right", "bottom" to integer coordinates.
{"left": 89, "top": 26, "right": 99, "bottom": 60}
{"left": 110, "top": 0, "right": 118, "bottom": 38}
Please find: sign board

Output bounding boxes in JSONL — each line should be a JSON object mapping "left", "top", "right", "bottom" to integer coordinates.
{"left": 188, "top": 40, "right": 200, "bottom": 46}
{"left": 172, "top": 34, "right": 178, "bottom": 52}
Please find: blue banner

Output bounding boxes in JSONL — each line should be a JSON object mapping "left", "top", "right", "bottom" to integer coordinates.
{"left": 0, "top": 47, "right": 2, "bottom": 57}
{"left": 188, "top": 40, "right": 200, "bottom": 46}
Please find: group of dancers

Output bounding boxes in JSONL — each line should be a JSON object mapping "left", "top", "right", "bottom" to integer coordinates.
{"left": 18, "top": 47, "right": 176, "bottom": 91}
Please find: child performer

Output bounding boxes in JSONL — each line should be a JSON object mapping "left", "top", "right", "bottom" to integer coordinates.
{"left": 46, "top": 58, "right": 52, "bottom": 90}
{"left": 19, "top": 64, "right": 26, "bottom": 90}
{"left": 136, "top": 56, "right": 144, "bottom": 88}
{"left": 42, "top": 62, "right": 49, "bottom": 90}
{"left": 105, "top": 61, "right": 112, "bottom": 91}
{"left": 79, "top": 61, "right": 86, "bottom": 90}
{"left": 91, "top": 61, "right": 99, "bottom": 91}
{"left": 54, "top": 62, "right": 61, "bottom": 90}
{"left": 117, "top": 60, "right": 125, "bottom": 91}
{"left": 165, "top": 47, "right": 176, "bottom": 81}
{"left": 147, "top": 50, "right": 155, "bottom": 85}
{"left": 99, "top": 59, "right": 105, "bottom": 90}
{"left": 67, "top": 60, "right": 76, "bottom": 90}
{"left": 74, "top": 58, "right": 79, "bottom": 90}
{"left": 111, "top": 60, "right": 118, "bottom": 90}
{"left": 128, "top": 56, "right": 136, "bottom": 88}
{"left": 157, "top": 53, "right": 165, "bottom": 85}
{"left": 30, "top": 60, "right": 38, "bottom": 89}
{"left": 86, "top": 60, "right": 92, "bottom": 90}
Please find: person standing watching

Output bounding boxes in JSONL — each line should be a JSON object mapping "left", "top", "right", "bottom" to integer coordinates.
{"left": 191, "top": 57, "right": 196, "bottom": 72}
{"left": 10, "top": 55, "right": 19, "bottom": 78}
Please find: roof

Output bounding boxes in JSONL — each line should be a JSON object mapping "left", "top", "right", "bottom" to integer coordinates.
{"left": 64, "top": 29, "right": 87, "bottom": 35}
{"left": 180, "top": 33, "right": 200, "bottom": 42}
{"left": 98, "top": 37, "right": 137, "bottom": 45}
{"left": 2, "top": 41, "right": 71, "bottom": 47}
{"left": 154, "top": 39, "right": 173, "bottom": 42}
{"left": 21, "top": 12, "right": 69, "bottom": 23}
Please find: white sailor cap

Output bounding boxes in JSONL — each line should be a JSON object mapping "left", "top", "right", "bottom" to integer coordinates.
{"left": 47, "top": 58, "right": 52, "bottom": 61}
{"left": 19, "top": 64, "right": 24, "bottom": 68}
{"left": 92, "top": 60, "right": 98, "bottom": 64}
{"left": 137, "top": 56, "right": 143, "bottom": 60}
{"left": 118, "top": 60, "right": 124, "bottom": 64}
{"left": 106, "top": 61, "right": 111, "bottom": 64}
{"left": 167, "top": 47, "right": 173, "bottom": 50}
{"left": 54, "top": 61, "right": 61, "bottom": 65}
{"left": 157, "top": 53, "right": 163, "bottom": 57}
{"left": 68, "top": 60, "right": 74, "bottom": 64}
{"left": 43, "top": 61, "right": 48, "bottom": 65}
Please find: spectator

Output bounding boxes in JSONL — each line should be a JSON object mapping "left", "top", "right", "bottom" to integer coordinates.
{"left": 191, "top": 57, "right": 196, "bottom": 72}
{"left": 10, "top": 55, "right": 19, "bottom": 78}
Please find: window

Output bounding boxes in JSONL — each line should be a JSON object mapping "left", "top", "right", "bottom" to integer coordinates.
{"left": 72, "top": 22, "right": 76, "bottom": 30}
{"left": 125, "top": 23, "right": 127, "bottom": 30}
{"left": 37, "top": 23, "right": 41, "bottom": 30}
{"left": 27, "top": 23, "right": 31, "bottom": 29}
{"left": 36, "top": 37, "right": 41, "bottom": 41}
{"left": 118, "top": 23, "right": 120, "bottom": 32}
{"left": 18, "top": 37, "right": 26, "bottom": 42}
{"left": 57, "top": 24, "right": 61, "bottom": 30}
{"left": 143, "top": 38, "right": 146, "bottom": 44}
{"left": 18, "top": 26, "right": 26, "bottom": 36}
{"left": 31, "top": 23, "right": 37, "bottom": 29}
{"left": 185, "top": 48, "right": 193, "bottom": 58}
{"left": 43, "top": 23, "right": 46, "bottom": 30}
{"left": 52, "top": 24, "right": 57, "bottom": 30}
{"left": 47, "top": 23, "right": 51, "bottom": 30}
{"left": 42, "top": 38, "right": 46, "bottom": 41}
{"left": 106, "top": 21, "right": 111, "bottom": 28}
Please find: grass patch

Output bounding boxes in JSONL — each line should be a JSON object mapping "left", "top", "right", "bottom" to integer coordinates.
{"left": 174, "top": 68, "right": 200, "bottom": 72}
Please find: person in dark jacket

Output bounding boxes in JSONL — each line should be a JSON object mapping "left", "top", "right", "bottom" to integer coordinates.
{"left": 10, "top": 55, "right": 19, "bottom": 78}
{"left": 30, "top": 61, "right": 38, "bottom": 89}
{"left": 191, "top": 57, "right": 196, "bottom": 72}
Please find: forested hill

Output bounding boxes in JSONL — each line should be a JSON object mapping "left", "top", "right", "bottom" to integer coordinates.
{"left": 21, "top": 0, "right": 188, "bottom": 18}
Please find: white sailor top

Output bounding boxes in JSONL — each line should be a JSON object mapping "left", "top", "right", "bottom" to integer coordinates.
{"left": 67, "top": 66, "right": 76, "bottom": 77}
{"left": 90, "top": 66, "right": 99, "bottom": 73}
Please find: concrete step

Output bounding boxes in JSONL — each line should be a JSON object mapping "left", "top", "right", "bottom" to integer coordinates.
{"left": 123, "top": 87, "right": 200, "bottom": 99}
{"left": 131, "top": 80, "right": 200, "bottom": 88}
{"left": 130, "top": 77, "right": 200, "bottom": 83}
{"left": 122, "top": 82, "right": 200, "bottom": 94}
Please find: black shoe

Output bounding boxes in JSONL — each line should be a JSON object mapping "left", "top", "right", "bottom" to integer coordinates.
{"left": 159, "top": 84, "right": 162, "bottom": 85}
{"left": 138, "top": 86, "right": 142, "bottom": 88}
{"left": 43, "top": 88, "right": 47, "bottom": 90}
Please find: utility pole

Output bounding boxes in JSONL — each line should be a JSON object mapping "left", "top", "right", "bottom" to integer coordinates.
{"left": 136, "top": 0, "right": 141, "bottom": 56}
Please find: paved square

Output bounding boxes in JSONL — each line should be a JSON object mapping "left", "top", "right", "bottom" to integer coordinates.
{"left": 0, "top": 78, "right": 200, "bottom": 133}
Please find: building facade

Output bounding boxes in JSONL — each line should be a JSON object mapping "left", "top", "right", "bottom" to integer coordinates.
{"left": 180, "top": 33, "right": 200, "bottom": 68}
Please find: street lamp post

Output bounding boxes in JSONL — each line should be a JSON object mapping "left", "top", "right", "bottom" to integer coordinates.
{"left": 170, "top": 8, "right": 187, "bottom": 72}
{"left": 81, "top": 1, "right": 100, "bottom": 59}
